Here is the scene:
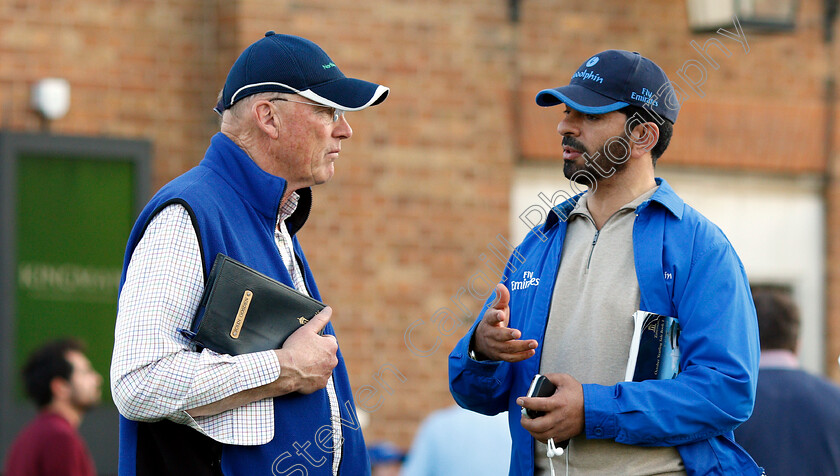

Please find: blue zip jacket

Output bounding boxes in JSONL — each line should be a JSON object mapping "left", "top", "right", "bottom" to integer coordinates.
{"left": 449, "top": 179, "right": 762, "bottom": 475}
{"left": 118, "top": 133, "right": 369, "bottom": 475}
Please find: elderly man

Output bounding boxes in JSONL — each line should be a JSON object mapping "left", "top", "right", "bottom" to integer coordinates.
{"left": 111, "top": 32, "right": 388, "bottom": 475}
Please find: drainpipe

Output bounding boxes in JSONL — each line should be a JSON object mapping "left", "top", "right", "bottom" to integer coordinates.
{"left": 823, "top": 0, "right": 838, "bottom": 379}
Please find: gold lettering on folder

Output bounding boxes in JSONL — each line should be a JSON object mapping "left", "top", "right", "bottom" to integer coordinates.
{"left": 230, "top": 290, "right": 253, "bottom": 339}
{"left": 298, "top": 316, "right": 309, "bottom": 325}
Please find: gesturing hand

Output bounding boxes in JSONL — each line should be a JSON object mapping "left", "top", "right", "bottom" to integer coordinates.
{"left": 471, "top": 283, "right": 537, "bottom": 362}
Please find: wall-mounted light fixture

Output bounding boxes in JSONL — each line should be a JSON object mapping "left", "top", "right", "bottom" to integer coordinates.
{"left": 509, "top": 0, "right": 521, "bottom": 23}
{"left": 686, "top": 0, "right": 798, "bottom": 32}
{"left": 30, "top": 78, "right": 71, "bottom": 123}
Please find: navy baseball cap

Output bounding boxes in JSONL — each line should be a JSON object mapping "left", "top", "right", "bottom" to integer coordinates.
{"left": 535, "top": 50, "right": 679, "bottom": 124}
{"left": 367, "top": 442, "right": 406, "bottom": 465}
{"left": 215, "top": 31, "right": 389, "bottom": 114}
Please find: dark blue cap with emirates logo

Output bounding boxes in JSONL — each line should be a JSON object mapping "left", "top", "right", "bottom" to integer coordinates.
{"left": 215, "top": 31, "right": 389, "bottom": 114}
{"left": 535, "top": 50, "right": 679, "bottom": 123}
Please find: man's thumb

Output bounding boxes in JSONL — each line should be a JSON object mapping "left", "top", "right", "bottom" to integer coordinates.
{"left": 305, "top": 306, "right": 332, "bottom": 333}
{"left": 491, "top": 283, "right": 510, "bottom": 310}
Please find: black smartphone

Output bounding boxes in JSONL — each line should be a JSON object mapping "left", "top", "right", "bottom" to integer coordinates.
{"left": 523, "top": 374, "right": 557, "bottom": 419}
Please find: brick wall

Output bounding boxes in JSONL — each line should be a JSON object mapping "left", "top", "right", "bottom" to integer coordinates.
{"left": 2, "top": 0, "right": 838, "bottom": 456}
{"left": 518, "top": 0, "right": 835, "bottom": 174}
{"left": 516, "top": 0, "right": 840, "bottom": 382}
{"left": 261, "top": 0, "right": 518, "bottom": 446}
{"left": 0, "top": 0, "right": 223, "bottom": 182}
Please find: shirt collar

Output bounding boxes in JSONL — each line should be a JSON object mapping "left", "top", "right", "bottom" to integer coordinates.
{"left": 568, "top": 185, "right": 658, "bottom": 223}
{"left": 759, "top": 349, "right": 800, "bottom": 369}
{"left": 647, "top": 177, "right": 685, "bottom": 219}
{"left": 544, "top": 177, "right": 685, "bottom": 232}
{"left": 278, "top": 192, "right": 300, "bottom": 224}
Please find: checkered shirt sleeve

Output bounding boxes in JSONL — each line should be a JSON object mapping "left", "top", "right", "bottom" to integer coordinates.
{"left": 110, "top": 204, "right": 281, "bottom": 445}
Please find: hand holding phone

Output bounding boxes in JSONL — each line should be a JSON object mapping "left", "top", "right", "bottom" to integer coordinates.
{"left": 521, "top": 374, "right": 557, "bottom": 419}
{"left": 519, "top": 373, "right": 579, "bottom": 450}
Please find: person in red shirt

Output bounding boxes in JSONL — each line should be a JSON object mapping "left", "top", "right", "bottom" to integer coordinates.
{"left": 3, "top": 338, "right": 102, "bottom": 476}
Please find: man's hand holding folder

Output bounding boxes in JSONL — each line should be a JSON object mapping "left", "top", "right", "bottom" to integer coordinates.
{"left": 187, "top": 307, "right": 338, "bottom": 418}
{"left": 271, "top": 306, "right": 338, "bottom": 395}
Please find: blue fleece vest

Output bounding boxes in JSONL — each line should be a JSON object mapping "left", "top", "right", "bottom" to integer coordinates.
{"left": 117, "top": 133, "right": 369, "bottom": 475}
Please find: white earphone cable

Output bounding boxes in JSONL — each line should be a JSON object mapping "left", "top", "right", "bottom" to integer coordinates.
{"left": 546, "top": 438, "right": 570, "bottom": 476}
{"left": 546, "top": 438, "right": 562, "bottom": 476}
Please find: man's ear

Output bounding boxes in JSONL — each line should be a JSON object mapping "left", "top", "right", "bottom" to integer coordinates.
{"left": 50, "top": 376, "right": 70, "bottom": 402}
{"left": 629, "top": 122, "right": 659, "bottom": 157}
{"left": 253, "top": 100, "right": 281, "bottom": 140}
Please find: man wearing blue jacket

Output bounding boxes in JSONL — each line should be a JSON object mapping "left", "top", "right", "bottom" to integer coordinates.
{"left": 111, "top": 33, "right": 388, "bottom": 475}
{"left": 449, "top": 50, "right": 762, "bottom": 475}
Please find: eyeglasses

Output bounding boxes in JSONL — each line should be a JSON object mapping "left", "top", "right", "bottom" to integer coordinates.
{"left": 269, "top": 97, "right": 345, "bottom": 123}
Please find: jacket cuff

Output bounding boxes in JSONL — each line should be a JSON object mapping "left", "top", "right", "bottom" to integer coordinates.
{"left": 453, "top": 342, "right": 504, "bottom": 376}
{"left": 582, "top": 383, "right": 619, "bottom": 440}
{"left": 450, "top": 326, "right": 506, "bottom": 384}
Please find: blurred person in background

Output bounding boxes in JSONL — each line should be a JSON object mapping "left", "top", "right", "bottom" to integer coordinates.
{"left": 735, "top": 287, "right": 840, "bottom": 475}
{"left": 401, "top": 405, "right": 511, "bottom": 476}
{"left": 368, "top": 441, "right": 405, "bottom": 476}
{"left": 3, "top": 338, "right": 102, "bottom": 476}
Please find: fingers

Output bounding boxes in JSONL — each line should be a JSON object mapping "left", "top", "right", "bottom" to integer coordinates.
{"left": 472, "top": 283, "right": 536, "bottom": 362}
{"left": 492, "top": 336, "right": 538, "bottom": 356}
{"left": 482, "top": 335, "right": 538, "bottom": 363}
{"left": 500, "top": 349, "right": 538, "bottom": 363}
{"left": 517, "top": 373, "right": 585, "bottom": 442}
{"left": 517, "top": 395, "right": 555, "bottom": 416}
{"left": 475, "top": 311, "right": 537, "bottom": 362}
{"left": 484, "top": 307, "right": 509, "bottom": 330}
{"left": 519, "top": 416, "right": 558, "bottom": 443}
{"left": 484, "top": 324, "right": 523, "bottom": 341}
{"left": 273, "top": 306, "right": 339, "bottom": 395}
{"left": 518, "top": 398, "right": 560, "bottom": 443}
{"left": 484, "top": 308, "right": 507, "bottom": 326}
{"left": 481, "top": 323, "right": 535, "bottom": 347}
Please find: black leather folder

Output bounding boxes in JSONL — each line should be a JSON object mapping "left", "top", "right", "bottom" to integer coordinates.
{"left": 188, "top": 253, "right": 325, "bottom": 356}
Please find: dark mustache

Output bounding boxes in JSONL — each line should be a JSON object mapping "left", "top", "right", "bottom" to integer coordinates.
{"left": 562, "top": 136, "right": 587, "bottom": 155}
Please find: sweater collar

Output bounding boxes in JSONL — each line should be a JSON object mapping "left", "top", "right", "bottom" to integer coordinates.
{"left": 544, "top": 177, "right": 685, "bottom": 232}
{"left": 201, "top": 132, "right": 312, "bottom": 235}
